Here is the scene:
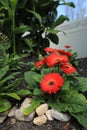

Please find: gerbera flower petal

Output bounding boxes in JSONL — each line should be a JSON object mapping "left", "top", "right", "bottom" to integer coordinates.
{"left": 60, "top": 63, "right": 77, "bottom": 74}
{"left": 40, "top": 73, "right": 64, "bottom": 94}
{"left": 34, "top": 59, "right": 45, "bottom": 68}
{"left": 45, "top": 53, "right": 61, "bottom": 67}
{"left": 56, "top": 49, "right": 72, "bottom": 57}
{"left": 64, "top": 45, "right": 72, "bottom": 48}
{"left": 58, "top": 55, "right": 69, "bottom": 63}
{"left": 44, "top": 47, "right": 56, "bottom": 53}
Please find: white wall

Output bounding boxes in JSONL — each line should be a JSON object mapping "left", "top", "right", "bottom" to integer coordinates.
{"left": 50, "top": 17, "right": 87, "bottom": 58}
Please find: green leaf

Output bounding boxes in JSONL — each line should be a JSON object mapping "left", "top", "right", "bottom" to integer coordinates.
{"left": 23, "top": 98, "right": 45, "bottom": 115}
{"left": 0, "top": 98, "right": 11, "bottom": 113}
{"left": 47, "top": 29, "right": 60, "bottom": 34}
{"left": 0, "top": 77, "right": 22, "bottom": 91}
{"left": 0, "top": 93, "right": 20, "bottom": 100}
{"left": 16, "top": 89, "right": 32, "bottom": 96}
{"left": 33, "top": 88, "right": 43, "bottom": 96}
{"left": 0, "top": 66, "right": 9, "bottom": 80}
{"left": 14, "top": 25, "right": 31, "bottom": 34}
{"left": 75, "top": 77, "right": 87, "bottom": 92}
{"left": 18, "top": 0, "right": 28, "bottom": 8}
{"left": 64, "top": 2, "right": 75, "bottom": 8}
{"left": 62, "top": 81, "right": 70, "bottom": 90}
{"left": 52, "top": 15, "right": 69, "bottom": 28}
{"left": 48, "top": 33, "right": 59, "bottom": 44}
{"left": 33, "top": 74, "right": 42, "bottom": 82}
{"left": 60, "top": 90, "right": 87, "bottom": 113}
{"left": 26, "top": 10, "right": 42, "bottom": 24}
{"left": 24, "top": 71, "right": 37, "bottom": 88}
{"left": 71, "top": 112, "right": 87, "bottom": 129}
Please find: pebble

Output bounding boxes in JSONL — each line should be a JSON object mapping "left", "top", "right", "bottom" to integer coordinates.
{"left": 33, "top": 115, "right": 47, "bottom": 126}
{"left": 15, "top": 108, "right": 35, "bottom": 121}
{"left": 46, "top": 110, "right": 53, "bottom": 121}
{"left": 0, "top": 111, "right": 9, "bottom": 123}
{"left": 51, "top": 109, "right": 71, "bottom": 121}
{"left": 36, "top": 103, "right": 48, "bottom": 116}
{"left": 8, "top": 106, "right": 17, "bottom": 117}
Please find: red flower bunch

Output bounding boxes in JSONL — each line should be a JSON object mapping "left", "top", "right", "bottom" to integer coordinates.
{"left": 34, "top": 47, "right": 76, "bottom": 74}
{"left": 34, "top": 47, "right": 77, "bottom": 94}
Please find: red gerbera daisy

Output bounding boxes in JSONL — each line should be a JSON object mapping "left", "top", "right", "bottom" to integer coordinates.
{"left": 44, "top": 47, "right": 56, "bottom": 53}
{"left": 45, "top": 53, "right": 61, "bottom": 67}
{"left": 56, "top": 49, "right": 72, "bottom": 57}
{"left": 34, "top": 58, "right": 45, "bottom": 68}
{"left": 64, "top": 45, "right": 72, "bottom": 48}
{"left": 58, "top": 55, "right": 69, "bottom": 63}
{"left": 40, "top": 73, "right": 64, "bottom": 94}
{"left": 60, "top": 63, "right": 77, "bottom": 74}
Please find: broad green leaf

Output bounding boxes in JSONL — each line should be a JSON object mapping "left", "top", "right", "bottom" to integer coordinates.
{"left": 24, "top": 71, "right": 37, "bottom": 88}
{"left": 47, "top": 29, "right": 60, "bottom": 34}
{"left": 48, "top": 33, "right": 59, "bottom": 44}
{"left": 0, "top": 65, "right": 9, "bottom": 80}
{"left": 33, "top": 74, "right": 42, "bottom": 82}
{"left": 26, "top": 10, "right": 42, "bottom": 24}
{"left": 71, "top": 112, "right": 87, "bottom": 129}
{"left": 61, "top": 81, "right": 70, "bottom": 90}
{"left": 0, "top": 93, "right": 20, "bottom": 100}
{"left": 60, "top": 90, "right": 87, "bottom": 113}
{"left": 33, "top": 88, "right": 43, "bottom": 96}
{"left": 23, "top": 98, "right": 45, "bottom": 115}
{"left": 16, "top": 89, "right": 32, "bottom": 96}
{"left": 14, "top": 25, "right": 31, "bottom": 34}
{"left": 0, "top": 98, "right": 11, "bottom": 113}
{"left": 75, "top": 77, "right": 87, "bottom": 92}
{"left": 52, "top": 15, "right": 69, "bottom": 28}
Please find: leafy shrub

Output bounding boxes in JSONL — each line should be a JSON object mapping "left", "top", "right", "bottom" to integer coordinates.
{"left": 0, "top": 0, "right": 75, "bottom": 56}
{"left": 24, "top": 47, "right": 87, "bottom": 129}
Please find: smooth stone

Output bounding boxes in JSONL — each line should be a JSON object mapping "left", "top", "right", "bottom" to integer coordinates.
{"left": 46, "top": 110, "right": 54, "bottom": 121}
{"left": 51, "top": 109, "right": 71, "bottom": 122}
{"left": 36, "top": 103, "right": 48, "bottom": 116}
{"left": 8, "top": 106, "right": 17, "bottom": 117}
{"left": 0, "top": 111, "right": 9, "bottom": 124}
{"left": 15, "top": 108, "right": 35, "bottom": 121}
{"left": 21, "top": 97, "right": 32, "bottom": 108}
{"left": 33, "top": 115, "right": 47, "bottom": 126}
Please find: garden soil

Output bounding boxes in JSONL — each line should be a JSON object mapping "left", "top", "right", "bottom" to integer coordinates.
{"left": 0, "top": 57, "right": 87, "bottom": 130}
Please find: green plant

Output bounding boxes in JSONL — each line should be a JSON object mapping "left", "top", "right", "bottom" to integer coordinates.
{"left": 24, "top": 47, "right": 87, "bottom": 129}
{"left": 0, "top": 65, "right": 32, "bottom": 113}
{"left": 0, "top": 0, "right": 75, "bottom": 56}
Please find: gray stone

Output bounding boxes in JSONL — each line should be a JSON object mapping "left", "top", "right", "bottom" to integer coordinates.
{"left": 51, "top": 109, "right": 71, "bottom": 122}
{"left": 0, "top": 111, "right": 9, "bottom": 123}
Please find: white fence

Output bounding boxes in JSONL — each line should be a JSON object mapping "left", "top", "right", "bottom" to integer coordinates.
{"left": 50, "top": 17, "right": 87, "bottom": 58}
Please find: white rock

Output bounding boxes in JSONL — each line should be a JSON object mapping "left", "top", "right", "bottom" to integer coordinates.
{"left": 51, "top": 109, "right": 71, "bottom": 122}
{"left": 36, "top": 103, "right": 48, "bottom": 116}
{"left": 8, "top": 106, "right": 17, "bottom": 117}
{"left": 46, "top": 110, "right": 54, "bottom": 121}
{"left": 0, "top": 111, "right": 9, "bottom": 124}
{"left": 15, "top": 108, "right": 35, "bottom": 121}
{"left": 33, "top": 115, "right": 47, "bottom": 126}
{"left": 21, "top": 97, "right": 32, "bottom": 108}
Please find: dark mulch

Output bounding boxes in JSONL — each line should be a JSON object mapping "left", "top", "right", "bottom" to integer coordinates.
{"left": 0, "top": 57, "right": 87, "bottom": 130}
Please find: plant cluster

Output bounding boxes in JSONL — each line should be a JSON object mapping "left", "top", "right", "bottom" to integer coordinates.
{"left": 0, "top": 0, "right": 75, "bottom": 56}
{"left": 24, "top": 47, "right": 87, "bottom": 129}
